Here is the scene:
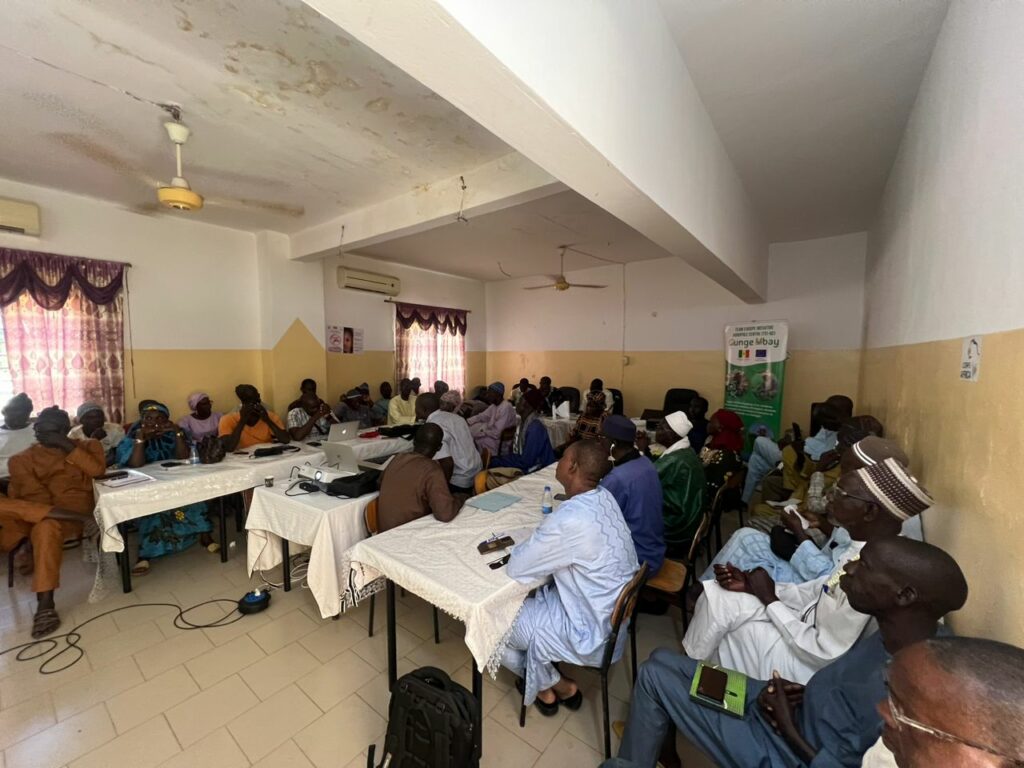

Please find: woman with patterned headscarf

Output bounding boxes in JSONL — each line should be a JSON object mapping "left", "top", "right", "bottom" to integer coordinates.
{"left": 562, "top": 389, "right": 607, "bottom": 449}
{"left": 179, "top": 392, "right": 222, "bottom": 441}
{"left": 115, "top": 401, "right": 214, "bottom": 575}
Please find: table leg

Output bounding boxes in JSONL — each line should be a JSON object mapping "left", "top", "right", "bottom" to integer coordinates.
{"left": 218, "top": 497, "right": 228, "bottom": 563}
{"left": 281, "top": 539, "right": 291, "bottom": 591}
{"left": 117, "top": 523, "right": 132, "bottom": 594}
{"left": 472, "top": 658, "right": 483, "bottom": 757}
{"left": 386, "top": 580, "right": 397, "bottom": 691}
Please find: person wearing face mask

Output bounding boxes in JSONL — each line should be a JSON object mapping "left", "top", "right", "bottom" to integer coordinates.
{"left": 69, "top": 402, "right": 125, "bottom": 466}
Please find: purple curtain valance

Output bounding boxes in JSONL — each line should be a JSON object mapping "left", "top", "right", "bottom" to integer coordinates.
{"left": 394, "top": 301, "right": 468, "bottom": 336}
{"left": 0, "top": 248, "right": 126, "bottom": 309}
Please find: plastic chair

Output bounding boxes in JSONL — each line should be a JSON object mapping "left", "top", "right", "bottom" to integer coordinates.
{"left": 517, "top": 563, "right": 649, "bottom": 759}
{"left": 662, "top": 388, "right": 699, "bottom": 415}
{"left": 642, "top": 512, "right": 713, "bottom": 632}
{"left": 364, "top": 498, "right": 441, "bottom": 644}
{"left": 497, "top": 426, "right": 516, "bottom": 456}
{"left": 608, "top": 388, "right": 624, "bottom": 416}
{"left": 473, "top": 470, "right": 489, "bottom": 495}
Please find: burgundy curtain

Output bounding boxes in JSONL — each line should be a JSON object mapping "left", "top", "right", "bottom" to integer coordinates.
{"left": 0, "top": 249, "right": 126, "bottom": 422}
{"left": 394, "top": 302, "right": 467, "bottom": 395}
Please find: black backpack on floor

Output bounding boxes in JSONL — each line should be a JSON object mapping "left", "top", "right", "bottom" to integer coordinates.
{"left": 368, "top": 666, "right": 480, "bottom": 768}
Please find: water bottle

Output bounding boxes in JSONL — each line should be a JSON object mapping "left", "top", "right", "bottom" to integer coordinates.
{"left": 189, "top": 441, "right": 200, "bottom": 465}
{"left": 541, "top": 486, "right": 553, "bottom": 515}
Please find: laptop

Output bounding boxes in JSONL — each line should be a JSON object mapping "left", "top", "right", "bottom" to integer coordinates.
{"left": 327, "top": 421, "right": 361, "bottom": 443}
{"left": 321, "top": 442, "right": 360, "bottom": 475}
{"left": 640, "top": 409, "right": 664, "bottom": 431}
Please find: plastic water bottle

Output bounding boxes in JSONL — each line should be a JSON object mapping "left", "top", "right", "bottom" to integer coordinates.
{"left": 189, "top": 441, "right": 200, "bottom": 465}
{"left": 541, "top": 486, "right": 553, "bottom": 515}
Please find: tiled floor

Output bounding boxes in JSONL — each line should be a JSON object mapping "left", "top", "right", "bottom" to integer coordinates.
{"left": 0, "top": 531, "right": 716, "bottom": 768}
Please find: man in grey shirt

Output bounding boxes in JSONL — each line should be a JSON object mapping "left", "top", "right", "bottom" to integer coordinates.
{"left": 416, "top": 393, "right": 482, "bottom": 494}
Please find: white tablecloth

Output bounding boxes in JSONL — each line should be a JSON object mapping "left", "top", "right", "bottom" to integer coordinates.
{"left": 246, "top": 483, "right": 376, "bottom": 618}
{"left": 221, "top": 443, "right": 327, "bottom": 484}
{"left": 342, "top": 465, "right": 563, "bottom": 675}
{"left": 541, "top": 417, "right": 575, "bottom": 448}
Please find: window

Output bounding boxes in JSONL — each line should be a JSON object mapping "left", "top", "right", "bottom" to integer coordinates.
{"left": 393, "top": 302, "right": 467, "bottom": 394}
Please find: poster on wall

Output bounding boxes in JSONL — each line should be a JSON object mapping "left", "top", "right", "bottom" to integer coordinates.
{"left": 352, "top": 327, "right": 364, "bottom": 354}
{"left": 326, "top": 324, "right": 343, "bottom": 353}
{"left": 960, "top": 335, "right": 982, "bottom": 382}
{"left": 724, "top": 321, "right": 789, "bottom": 449}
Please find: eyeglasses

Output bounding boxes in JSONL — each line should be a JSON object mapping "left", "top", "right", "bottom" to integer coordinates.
{"left": 887, "top": 685, "right": 1022, "bottom": 764}
{"left": 825, "top": 485, "right": 876, "bottom": 506}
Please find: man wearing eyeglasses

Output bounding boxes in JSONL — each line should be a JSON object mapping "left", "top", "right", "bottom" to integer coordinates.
{"left": 865, "top": 636, "right": 1024, "bottom": 768}
{"left": 684, "top": 457, "right": 933, "bottom": 685}
{"left": 611, "top": 537, "right": 967, "bottom": 768}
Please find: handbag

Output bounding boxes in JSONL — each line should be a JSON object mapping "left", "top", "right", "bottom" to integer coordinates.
{"left": 768, "top": 525, "right": 800, "bottom": 561}
{"left": 325, "top": 469, "right": 381, "bottom": 498}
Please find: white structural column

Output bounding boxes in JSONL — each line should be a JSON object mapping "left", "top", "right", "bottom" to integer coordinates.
{"left": 302, "top": 0, "right": 768, "bottom": 301}
{"left": 291, "top": 151, "right": 564, "bottom": 260}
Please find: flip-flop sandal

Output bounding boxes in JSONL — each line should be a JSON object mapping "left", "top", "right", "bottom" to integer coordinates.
{"left": 206, "top": 542, "right": 221, "bottom": 553}
{"left": 131, "top": 559, "right": 151, "bottom": 576}
{"left": 31, "top": 608, "right": 61, "bottom": 639}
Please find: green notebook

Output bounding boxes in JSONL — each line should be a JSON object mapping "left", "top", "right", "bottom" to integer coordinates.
{"left": 688, "top": 662, "right": 747, "bottom": 718}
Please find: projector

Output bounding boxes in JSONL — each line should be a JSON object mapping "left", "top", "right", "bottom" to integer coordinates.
{"left": 295, "top": 465, "right": 352, "bottom": 484}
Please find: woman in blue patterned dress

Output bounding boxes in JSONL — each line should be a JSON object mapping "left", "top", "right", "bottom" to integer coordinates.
{"left": 115, "top": 401, "right": 213, "bottom": 575}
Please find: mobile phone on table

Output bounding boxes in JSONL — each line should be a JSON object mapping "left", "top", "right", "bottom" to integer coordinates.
{"left": 160, "top": 461, "right": 184, "bottom": 468}
{"left": 478, "top": 536, "right": 514, "bottom": 554}
{"left": 488, "top": 554, "right": 511, "bottom": 570}
{"left": 100, "top": 471, "right": 128, "bottom": 480}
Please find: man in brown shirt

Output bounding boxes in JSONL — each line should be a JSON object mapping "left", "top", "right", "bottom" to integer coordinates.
{"left": 377, "top": 423, "right": 466, "bottom": 532}
{"left": 0, "top": 406, "right": 106, "bottom": 638}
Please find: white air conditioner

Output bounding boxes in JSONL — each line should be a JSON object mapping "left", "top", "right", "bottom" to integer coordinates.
{"left": 0, "top": 198, "right": 41, "bottom": 236}
{"left": 338, "top": 267, "right": 401, "bottom": 296}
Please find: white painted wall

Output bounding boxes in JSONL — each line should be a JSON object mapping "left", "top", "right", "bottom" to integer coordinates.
{"left": 323, "top": 252, "right": 487, "bottom": 352}
{"left": 434, "top": 0, "right": 767, "bottom": 297}
{"left": 0, "top": 178, "right": 260, "bottom": 350}
{"left": 487, "top": 233, "right": 867, "bottom": 352}
{"left": 255, "top": 231, "right": 325, "bottom": 346}
{"left": 865, "top": 0, "right": 1024, "bottom": 348}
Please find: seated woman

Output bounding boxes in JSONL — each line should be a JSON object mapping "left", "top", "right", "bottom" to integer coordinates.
{"left": 698, "top": 408, "right": 744, "bottom": 497}
{"left": 116, "top": 402, "right": 214, "bottom": 575}
{"left": 69, "top": 403, "right": 125, "bottom": 467}
{"left": 559, "top": 390, "right": 606, "bottom": 452}
{"left": 179, "top": 392, "right": 222, "bottom": 442}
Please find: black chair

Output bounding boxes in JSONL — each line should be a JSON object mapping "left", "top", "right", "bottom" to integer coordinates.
{"left": 608, "top": 388, "right": 624, "bottom": 416}
{"left": 518, "top": 563, "right": 649, "bottom": 759}
{"left": 559, "top": 386, "right": 581, "bottom": 414}
{"left": 662, "top": 388, "right": 698, "bottom": 415}
{"left": 707, "top": 471, "right": 747, "bottom": 556}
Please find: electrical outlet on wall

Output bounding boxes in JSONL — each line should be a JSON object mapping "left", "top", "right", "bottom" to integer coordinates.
{"left": 622, "top": 355, "right": 630, "bottom": 366}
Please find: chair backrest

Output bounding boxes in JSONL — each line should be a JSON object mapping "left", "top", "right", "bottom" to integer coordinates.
{"left": 480, "top": 447, "right": 491, "bottom": 470}
{"left": 662, "top": 388, "right": 699, "bottom": 415}
{"left": 473, "top": 470, "right": 489, "bottom": 495}
{"left": 686, "top": 512, "right": 713, "bottom": 565}
{"left": 600, "top": 563, "right": 649, "bottom": 670}
{"left": 364, "top": 498, "right": 379, "bottom": 536}
{"left": 498, "top": 426, "right": 516, "bottom": 455}
{"left": 608, "top": 388, "right": 624, "bottom": 416}
{"left": 560, "top": 386, "right": 581, "bottom": 414}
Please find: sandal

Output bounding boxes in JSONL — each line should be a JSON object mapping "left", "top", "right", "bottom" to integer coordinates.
{"left": 131, "top": 559, "right": 151, "bottom": 576}
{"left": 206, "top": 542, "right": 221, "bottom": 553}
{"left": 31, "top": 608, "right": 61, "bottom": 639}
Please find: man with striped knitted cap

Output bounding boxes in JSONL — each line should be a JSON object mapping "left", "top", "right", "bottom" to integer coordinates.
{"left": 684, "top": 455, "right": 934, "bottom": 684}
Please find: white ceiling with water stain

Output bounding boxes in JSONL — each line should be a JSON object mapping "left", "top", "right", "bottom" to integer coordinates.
{"left": 0, "top": 0, "right": 510, "bottom": 231}
{"left": 355, "top": 189, "right": 674, "bottom": 282}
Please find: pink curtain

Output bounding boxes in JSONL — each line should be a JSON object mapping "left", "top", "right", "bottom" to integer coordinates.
{"left": 2, "top": 288, "right": 125, "bottom": 423}
{"left": 394, "top": 302, "right": 467, "bottom": 394}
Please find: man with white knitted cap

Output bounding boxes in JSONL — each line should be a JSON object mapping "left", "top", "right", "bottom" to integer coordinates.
{"left": 684, "top": 456, "right": 933, "bottom": 684}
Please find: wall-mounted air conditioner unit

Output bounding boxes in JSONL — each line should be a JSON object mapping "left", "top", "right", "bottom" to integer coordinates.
{"left": 338, "top": 267, "right": 401, "bottom": 296}
{"left": 0, "top": 198, "right": 41, "bottom": 236}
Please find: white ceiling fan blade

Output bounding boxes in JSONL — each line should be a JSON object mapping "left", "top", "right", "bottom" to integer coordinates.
{"left": 204, "top": 196, "right": 305, "bottom": 218}
{"left": 523, "top": 284, "right": 556, "bottom": 290}
{"left": 566, "top": 284, "right": 608, "bottom": 289}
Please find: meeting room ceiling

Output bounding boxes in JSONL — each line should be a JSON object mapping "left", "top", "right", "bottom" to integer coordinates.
{"left": 355, "top": 189, "right": 674, "bottom": 282}
{"left": 658, "top": 0, "right": 950, "bottom": 242}
{"left": 0, "top": 0, "right": 510, "bottom": 232}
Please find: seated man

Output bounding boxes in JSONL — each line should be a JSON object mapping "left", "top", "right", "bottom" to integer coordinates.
{"left": 219, "top": 384, "right": 291, "bottom": 450}
{"left": 411, "top": 377, "right": 422, "bottom": 395}
{"left": 286, "top": 378, "right": 320, "bottom": 413}
{"left": 467, "top": 382, "right": 516, "bottom": 455}
{"left": 377, "top": 423, "right": 465, "bottom": 532}
{"left": 561, "top": 389, "right": 606, "bottom": 449}
{"left": 288, "top": 392, "right": 337, "bottom": 441}
{"left": 589, "top": 378, "right": 615, "bottom": 414}
{"left": 0, "top": 393, "right": 37, "bottom": 477}
{"left": 0, "top": 407, "right": 106, "bottom": 638}
{"left": 872, "top": 636, "right": 1024, "bottom": 768}
{"left": 371, "top": 381, "right": 392, "bottom": 426}
{"left": 599, "top": 414, "right": 665, "bottom": 574}
{"left": 387, "top": 378, "right": 417, "bottom": 425}
{"left": 703, "top": 436, "right": 909, "bottom": 583}
{"left": 416, "top": 393, "right": 482, "bottom": 494}
{"left": 686, "top": 397, "right": 710, "bottom": 451}
{"left": 433, "top": 380, "right": 449, "bottom": 397}
{"left": 509, "top": 377, "right": 530, "bottom": 406}
{"left": 69, "top": 402, "right": 124, "bottom": 466}
{"left": 685, "top": 457, "right": 933, "bottom": 684}
{"left": 502, "top": 441, "right": 639, "bottom": 714}
{"left": 616, "top": 537, "right": 968, "bottom": 768}
{"left": 638, "top": 412, "right": 706, "bottom": 558}
{"left": 439, "top": 390, "right": 462, "bottom": 413}
{"left": 334, "top": 388, "right": 373, "bottom": 428}
{"left": 538, "top": 376, "right": 559, "bottom": 411}
{"left": 490, "top": 389, "right": 555, "bottom": 474}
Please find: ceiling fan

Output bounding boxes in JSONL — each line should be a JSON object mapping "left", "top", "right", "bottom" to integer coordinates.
{"left": 523, "top": 247, "right": 608, "bottom": 292}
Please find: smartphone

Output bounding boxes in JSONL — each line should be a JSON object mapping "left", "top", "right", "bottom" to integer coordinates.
{"left": 553, "top": 493, "right": 567, "bottom": 502}
{"left": 160, "top": 461, "right": 184, "bottom": 468}
{"left": 477, "top": 536, "right": 514, "bottom": 554}
{"left": 488, "top": 554, "right": 511, "bottom": 570}
{"left": 791, "top": 422, "right": 803, "bottom": 441}
{"left": 100, "top": 471, "right": 128, "bottom": 480}
{"left": 695, "top": 665, "right": 728, "bottom": 703}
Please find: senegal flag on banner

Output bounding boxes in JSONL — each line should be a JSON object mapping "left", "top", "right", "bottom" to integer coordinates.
{"left": 724, "top": 321, "right": 789, "bottom": 451}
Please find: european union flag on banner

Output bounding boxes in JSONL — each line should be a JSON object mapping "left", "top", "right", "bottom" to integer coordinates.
{"left": 755, "top": 349, "right": 768, "bottom": 359}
